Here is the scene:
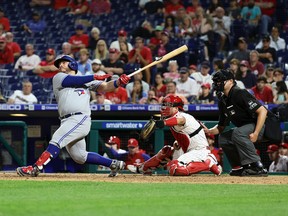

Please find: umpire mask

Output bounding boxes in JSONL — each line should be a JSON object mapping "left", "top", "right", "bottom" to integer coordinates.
{"left": 212, "top": 69, "right": 235, "bottom": 92}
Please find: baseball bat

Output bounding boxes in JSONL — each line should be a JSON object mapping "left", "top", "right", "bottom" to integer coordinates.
{"left": 128, "top": 45, "right": 188, "bottom": 77}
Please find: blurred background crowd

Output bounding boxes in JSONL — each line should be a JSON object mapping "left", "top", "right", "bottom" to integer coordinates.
{"left": 0, "top": 0, "right": 287, "bottom": 107}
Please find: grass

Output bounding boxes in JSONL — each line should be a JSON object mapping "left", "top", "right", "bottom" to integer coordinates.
{"left": 0, "top": 180, "right": 287, "bottom": 216}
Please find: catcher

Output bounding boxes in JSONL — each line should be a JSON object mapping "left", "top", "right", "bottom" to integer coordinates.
{"left": 128, "top": 95, "right": 222, "bottom": 176}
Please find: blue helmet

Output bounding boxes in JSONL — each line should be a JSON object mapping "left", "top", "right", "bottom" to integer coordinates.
{"left": 54, "top": 55, "right": 78, "bottom": 71}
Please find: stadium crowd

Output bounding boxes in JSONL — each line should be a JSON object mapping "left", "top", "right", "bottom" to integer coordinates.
{"left": 0, "top": 0, "right": 287, "bottom": 107}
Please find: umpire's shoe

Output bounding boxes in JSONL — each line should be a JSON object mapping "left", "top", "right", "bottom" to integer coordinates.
{"left": 241, "top": 161, "right": 268, "bottom": 177}
{"left": 108, "top": 160, "right": 125, "bottom": 177}
{"left": 16, "top": 165, "right": 40, "bottom": 177}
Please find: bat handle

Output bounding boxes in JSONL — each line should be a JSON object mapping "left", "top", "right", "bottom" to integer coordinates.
{"left": 128, "top": 68, "right": 143, "bottom": 77}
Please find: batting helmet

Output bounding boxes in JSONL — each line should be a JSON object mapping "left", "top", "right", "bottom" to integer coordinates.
{"left": 160, "top": 95, "right": 184, "bottom": 118}
{"left": 107, "top": 136, "right": 121, "bottom": 149}
{"left": 54, "top": 55, "right": 78, "bottom": 71}
{"left": 212, "top": 69, "right": 235, "bottom": 92}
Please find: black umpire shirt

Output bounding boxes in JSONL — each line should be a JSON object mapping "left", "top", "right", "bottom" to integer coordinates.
{"left": 218, "top": 86, "right": 263, "bottom": 127}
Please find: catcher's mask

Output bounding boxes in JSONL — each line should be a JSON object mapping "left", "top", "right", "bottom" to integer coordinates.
{"left": 107, "top": 136, "right": 121, "bottom": 149}
{"left": 212, "top": 69, "right": 235, "bottom": 92}
{"left": 160, "top": 95, "right": 184, "bottom": 118}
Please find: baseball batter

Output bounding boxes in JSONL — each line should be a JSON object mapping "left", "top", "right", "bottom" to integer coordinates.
{"left": 128, "top": 95, "right": 222, "bottom": 176}
{"left": 16, "top": 55, "right": 130, "bottom": 177}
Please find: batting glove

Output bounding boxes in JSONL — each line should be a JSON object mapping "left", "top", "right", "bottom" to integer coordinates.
{"left": 93, "top": 74, "right": 112, "bottom": 80}
{"left": 118, "top": 74, "right": 130, "bottom": 86}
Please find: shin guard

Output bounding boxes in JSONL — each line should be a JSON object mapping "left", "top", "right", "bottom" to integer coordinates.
{"left": 167, "top": 160, "right": 190, "bottom": 176}
{"left": 34, "top": 151, "right": 52, "bottom": 170}
{"left": 186, "top": 162, "right": 209, "bottom": 174}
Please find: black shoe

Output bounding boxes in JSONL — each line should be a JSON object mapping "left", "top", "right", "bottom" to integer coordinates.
{"left": 229, "top": 167, "right": 244, "bottom": 176}
{"left": 241, "top": 167, "right": 268, "bottom": 177}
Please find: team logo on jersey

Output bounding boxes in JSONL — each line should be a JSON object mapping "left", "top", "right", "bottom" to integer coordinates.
{"left": 74, "top": 89, "right": 85, "bottom": 96}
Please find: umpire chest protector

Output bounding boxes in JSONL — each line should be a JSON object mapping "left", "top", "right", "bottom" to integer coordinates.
{"left": 218, "top": 86, "right": 262, "bottom": 127}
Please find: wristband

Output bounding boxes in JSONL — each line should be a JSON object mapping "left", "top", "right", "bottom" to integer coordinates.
{"left": 113, "top": 80, "right": 119, "bottom": 88}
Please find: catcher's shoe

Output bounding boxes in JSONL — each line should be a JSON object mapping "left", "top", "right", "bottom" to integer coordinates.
{"left": 16, "top": 165, "right": 40, "bottom": 177}
{"left": 127, "top": 164, "right": 152, "bottom": 175}
{"left": 205, "top": 154, "right": 222, "bottom": 176}
{"left": 108, "top": 160, "right": 125, "bottom": 177}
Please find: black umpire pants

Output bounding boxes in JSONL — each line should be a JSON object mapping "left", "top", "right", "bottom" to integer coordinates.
{"left": 218, "top": 123, "right": 265, "bottom": 168}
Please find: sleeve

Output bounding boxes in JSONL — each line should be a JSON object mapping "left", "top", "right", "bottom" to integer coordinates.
{"left": 142, "top": 153, "right": 151, "bottom": 161}
{"left": 9, "top": 90, "right": 18, "bottom": 100}
{"left": 110, "top": 148, "right": 128, "bottom": 161}
{"left": 62, "top": 75, "right": 95, "bottom": 87}
{"left": 238, "top": 90, "right": 262, "bottom": 114}
{"left": 14, "top": 56, "right": 21, "bottom": 69}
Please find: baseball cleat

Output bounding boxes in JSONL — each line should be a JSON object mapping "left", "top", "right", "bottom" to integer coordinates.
{"left": 127, "top": 165, "right": 141, "bottom": 174}
{"left": 108, "top": 160, "right": 125, "bottom": 177}
{"left": 210, "top": 164, "right": 222, "bottom": 176}
{"left": 205, "top": 154, "right": 222, "bottom": 176}
{"left": 16, "top": 165, "right": 40, "bottom": 177}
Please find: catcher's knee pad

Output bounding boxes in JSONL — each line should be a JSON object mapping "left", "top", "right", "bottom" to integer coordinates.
{"left": 167, "top": 160, "right": 189, "bottom": 176}
{"left": 143, "top": 145, "right": 174, "bottom": 171}
{"left": 186, "top": 161, "right": 209, "bottom": 174}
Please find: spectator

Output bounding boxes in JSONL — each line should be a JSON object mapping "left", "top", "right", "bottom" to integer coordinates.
{"left": 5, "top": 32, "right": 21, "bottom": 60}
{"left": 0, "top": 8, "right": 10, "bottom": 32}
{"left": 14, "top": 44, "right": 41, "bottom": 71}
{"left": 90, "top": 0, "right": 111, "bottom": 16}
{"left": 105, "top": 74, "right": 128, "bottom": 104}
{"left": 0, "top": 23, "right": 5, "bottom": 36}
{"left": 264, "top": 64, "right": 275, "bottom": 85}
{"left": 266, "top": 144, "right": 288, "bottom": 173}
{"left": 110, "top": 30, "right": 133, "bottom": 52}
{"left": 227, "top": 0, "right": 241, "bottom": 21}
{"left": 139, "top": 89, "right": 159, "bottom": 104}
{"left": 68, "top": 24, "right": 89, "bottom": 54}
{"left": 212, "top": 58, "right": 224, "bottom": 74}
{"left": 251, "top": 76, "right": 273, "bottom": 104}
{"left": 7, "top": 80, "right": 38, "bottom": 104}
{"left": 130, "top": 80, "right": 148, "bottom": 104}
{"left": 177, "top": 15, "right": 196, "bottom": 39}
{"left": 94, "top": 39, "right": 109, "bottom": 61}
{"left": 165, "top": 0, "right": 184, "bottom": 17}
{"left": 101, "top": 136, "right": 126, "bottom": 166}
{"left": 174, "top": 7, "right": 187, "bottom": 26}
{"left": 188, "top": 64, "right": 197, "bottom": 76}
{"left": 174, "top": 67, "right": 198, "bottom": 102}
{"left": 154, "top": 31, "right": 174, "bottom": 73}
{"left": 213, "top": 7, "right": 231, "bottom": 53}
{"left": 126, "top": 72, "right": 149, "bottom": 100}
{"left": 255, "top": 26, "right": 286, "bottom": 51}
{"left": 256, "top": 34, "right": 277, "bottom": 64}
{"left": 191, "top": 60, "right": 213, "bottom": 94}
{"left": 148, "top": 25, "right": 164, "bottom": 52}
{"left": 33, "top": 48, "right": 58, "bottom": 78}
{"left": 229, "top": 58, "right": 248, "bottom": 89}
{"left": 279, "top": 143, "right": 288, "bottom": 156}
{"left": 273, "top": 81, "right": 288, "bottom": 104}
{"left": 186, "top": 0, "right": 202, "bottom": 16}
{"left": 57, "top": 42, "right": 74, "bottom": 59}
{"left": 206, "top": 0, "right": 223, "bottom": 17}
{"left": 22, "top": 12, "right": 46, "bottom": 34}
{"left": 88, "top": 27, "right": 101, "bottom": 51}
{"left": 163, "top": 60, "right": 180, "bottom": 82}
{"left": 249, "top": 50, "right": 265, "bottom": 76}
{"left": 271, "top": 68, "right": 287, "bottom": 95}
{"left": 131, "top": 20, "right": 154, "bottom": 40}
{"left": 53, "top": 0, "right": 69, "bottom": 10}
{"left": 102, "top": 48, "right": 124, "bottom": 75}
{"left": 67, "top": 0, "right": 89, "bottom": 15}
{"left": 236, "top": 60, "right": 257, "bottom": 89}
{"left": 86, "top": 58, "right": 105, "bottom": 75}
{"left": 159, "top": 80, "right": 189, "bottom": 104}
{"left": 90, "top": 92, "right": 112, "bottom": 105}
{"left": 29, "top": 0, "right": 51, "bottom": 7}
{"left": 197, "top": 83, "right": 215, "bottom": 104}
{"left": 143, "top": 0, "right": 164, "bottom": 15}
{"left": 77, "top": 48, "right": 92, "bottom": 75}
{"left": 163, "top": 15, "right": 179, "bottom": 38}
{"left": 255, "top": 0, "right": 276, "bottom": 35}
{"left": 225, "top": 37, "right": 250, "bottom": 64}
{"left": 151, "top": 72, "right": 166, "bottom": 98}
{"left": 0, "top": 36, "right": 14, "bottom": 64}
{"left": 118, "top": 41, "right": 129, "bottom": 64}
{"left": 206, "top": 134, "right": 222, "bottom": 166}
{"left": 240, "top": 0, "right": 261, "bottom": 39}
{"left": 128, "top": 37, "right": 153, "bottom": 84}
{"left": 107, "top": 138, "right": 150, "bottom": 169}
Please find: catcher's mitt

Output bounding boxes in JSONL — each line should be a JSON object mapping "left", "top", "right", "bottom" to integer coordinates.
{"left": 140, "top": 118, "right": 156, "bottom": 140}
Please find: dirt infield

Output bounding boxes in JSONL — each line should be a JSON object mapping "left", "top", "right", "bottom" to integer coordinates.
{"left": 0, "top": 172, "right": 287, "bottom": 184}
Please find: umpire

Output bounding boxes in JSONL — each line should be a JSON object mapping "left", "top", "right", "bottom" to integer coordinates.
{"left": 204, "top": 69, "right": 268, "bottom": 176}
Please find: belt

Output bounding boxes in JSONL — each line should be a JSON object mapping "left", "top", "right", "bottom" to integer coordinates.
{"left": 189, "top": 125, "right": 203, "bottom": 138}
{"left": 59, "top": 112, "right": 83, "bottom": 120}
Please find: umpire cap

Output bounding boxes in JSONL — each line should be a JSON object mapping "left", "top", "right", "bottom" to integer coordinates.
{"left": 54, "top": 55, "right": 78, "bottom": 71}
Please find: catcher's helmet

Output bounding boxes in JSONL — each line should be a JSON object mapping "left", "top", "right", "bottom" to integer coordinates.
{"left": 127, "top": 138, "right": 138, "bottom": 147}
{"left": 212, "top": 69, "right": 235, "bottom": 91}
{"left": 54, "top": 55, "right": 78, "bottom": 71}
{"left": 107, "top": 136, "right": 121, "bottom": 149}
{"left": 160, "top": 94, "right": 184, "bottom": 117}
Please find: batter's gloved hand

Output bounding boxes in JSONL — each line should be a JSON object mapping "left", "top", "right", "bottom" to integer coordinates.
{"left": 93, "top": 74, "right": 112, "bottom": 80}
{"left": 155, "top": 120, "right": 165, "bottom": 128}
{"left": 118, "top": 74, "right": 130, "bottom": 86}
